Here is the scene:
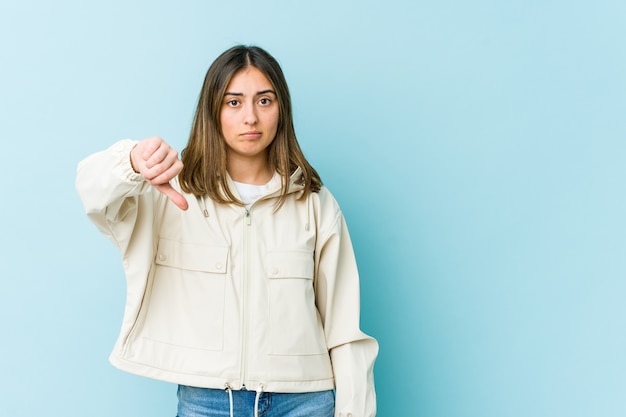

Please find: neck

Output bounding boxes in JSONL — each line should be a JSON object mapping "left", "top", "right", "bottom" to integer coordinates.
{"left": 227, "top": 153, "right": 272, "bottom": 185}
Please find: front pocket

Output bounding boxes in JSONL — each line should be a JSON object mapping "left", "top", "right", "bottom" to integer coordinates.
{"left": 154, "top": 238, "right": 228, "bottom": 273}
{"left": 267, "top": 250, "right": 327, "bottom": 355}
{"left": 139, "top": 238, "right": 229, "bottom": 351}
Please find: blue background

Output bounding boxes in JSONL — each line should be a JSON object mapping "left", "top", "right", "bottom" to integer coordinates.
{"left": 1, "top": 0, "right": 625, "bottom": 416}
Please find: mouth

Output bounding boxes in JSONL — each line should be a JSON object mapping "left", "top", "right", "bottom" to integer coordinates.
{"left": 241, "top": 131, "right": 262, "bottom": 139}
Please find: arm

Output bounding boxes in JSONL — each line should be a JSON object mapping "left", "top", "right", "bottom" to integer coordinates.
{"left": 314, "top": 195, "right": 379, "bottom": 417}
{"left": 76, "top": 139, "right": 151, "bottom": 248}
{"left": 75, "top": 137, "right": 186, "bottom": 252}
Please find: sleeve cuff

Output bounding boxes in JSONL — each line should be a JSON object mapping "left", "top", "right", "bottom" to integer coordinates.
{"left": 112, "top": 139, "right": 143, "bottom": 182}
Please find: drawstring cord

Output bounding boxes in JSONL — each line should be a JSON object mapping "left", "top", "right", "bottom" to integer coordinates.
{"left": 198, "top": 196, "right": 209, "bottom": 218}
{"left": 254, "top": 383, "right": 264, "bottom": 417}
{"left": 224, "top": 382, "right": 265, "bottom": 417}
{"left": 224, "top": 383, "right": 234, "bottom": 417}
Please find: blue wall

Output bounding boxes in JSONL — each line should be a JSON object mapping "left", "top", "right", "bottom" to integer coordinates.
{"left": 1, "top": 1, "right": 624, "bottom": 416}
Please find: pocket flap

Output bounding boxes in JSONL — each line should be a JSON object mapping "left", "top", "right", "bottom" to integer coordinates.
{"left": 266, "top": 250, "right": 314, "bottom": 279}
{"left": 155, "top": 238, "right": 229, "bottom": 273}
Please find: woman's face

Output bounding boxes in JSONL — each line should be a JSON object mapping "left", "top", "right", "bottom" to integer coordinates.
{"left": 220, "top": 66, "right": 279, "bottom": 163}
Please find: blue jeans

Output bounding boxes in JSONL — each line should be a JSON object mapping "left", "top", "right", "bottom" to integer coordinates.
{"left": 176, "top": 385, "right": 335, "bottom": 417}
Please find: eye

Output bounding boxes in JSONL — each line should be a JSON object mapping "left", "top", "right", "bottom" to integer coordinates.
{"left": 226, "top": 99, "right": 240, "bottom": 107}
{"left": 259, "top": 97, "right": 272, "bottom": 106}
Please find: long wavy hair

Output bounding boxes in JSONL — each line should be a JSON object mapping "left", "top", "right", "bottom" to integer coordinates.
{"left": 179, "top": 45, "right": 322, "bottom": 208}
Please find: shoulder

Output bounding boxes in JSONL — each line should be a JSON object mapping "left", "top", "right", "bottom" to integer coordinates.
{"left": 310, "top": 186, "right": 345, "bottom": 234}
{"left": 314, "top": 186, "right": 341, "bottom": 211}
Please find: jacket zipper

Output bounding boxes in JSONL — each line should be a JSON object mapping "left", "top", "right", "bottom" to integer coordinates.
{"left": 240, "top": 207, "right": 252, "bottom": 388}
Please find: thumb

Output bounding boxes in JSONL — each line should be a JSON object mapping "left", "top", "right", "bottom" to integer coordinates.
{"left": 154, "top": 183, "right": 189, "bottom": 211}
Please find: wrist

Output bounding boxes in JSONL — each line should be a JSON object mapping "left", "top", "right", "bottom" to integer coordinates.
{"left": 129, "top": 145, "right": 140, "bottom": 174}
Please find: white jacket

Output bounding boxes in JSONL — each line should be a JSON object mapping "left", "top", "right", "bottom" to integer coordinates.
{"left": 76, "top": 140, "right": 378, "bottom": 416}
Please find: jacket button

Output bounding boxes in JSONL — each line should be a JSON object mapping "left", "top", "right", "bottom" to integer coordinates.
{"left": 215, "top": 262, "right": 223, "bottom": 270}
{"left": 157, "top": 253, "right": 166, "bottom": 262}
{"left": 270, "top": 267, "right": 279, "bottom": 276}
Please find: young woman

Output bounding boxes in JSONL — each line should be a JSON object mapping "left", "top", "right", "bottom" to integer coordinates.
{"left": 76, "top": 45, "right": 377, "bottom": 417}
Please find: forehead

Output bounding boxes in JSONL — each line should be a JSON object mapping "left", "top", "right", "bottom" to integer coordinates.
{"left": 225, "top": 66, "right": 274, "bottom": 93}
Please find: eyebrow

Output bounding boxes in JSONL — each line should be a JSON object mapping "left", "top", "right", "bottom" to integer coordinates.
{"left": 224, "top": 89, "right": 277, "bottom": 96}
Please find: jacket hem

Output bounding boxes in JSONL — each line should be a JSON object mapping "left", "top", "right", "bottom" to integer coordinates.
{"left": 109, "top": 354, "right": 336, "bottom": 393}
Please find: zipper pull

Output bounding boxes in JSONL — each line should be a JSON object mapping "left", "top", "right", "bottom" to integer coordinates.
{"left": 245, "top": 208, "right": 251, "bottom": 226}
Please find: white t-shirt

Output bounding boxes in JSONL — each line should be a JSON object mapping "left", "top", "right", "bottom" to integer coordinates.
{"left": 233, "top": 180, "right": 271, "bottom": 209}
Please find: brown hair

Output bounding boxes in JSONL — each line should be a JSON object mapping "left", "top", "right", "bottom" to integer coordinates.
{"left": 180, "top": 45, "right": 322, "bottom": 208}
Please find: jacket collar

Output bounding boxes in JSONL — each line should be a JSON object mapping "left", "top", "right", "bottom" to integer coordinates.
{"left": 223, "top": 167, "right": 306, "bottom": 202}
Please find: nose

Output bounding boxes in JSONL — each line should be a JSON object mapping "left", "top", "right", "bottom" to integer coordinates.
{"left": 243, "top": 103, "right": 258, "bottom": 125}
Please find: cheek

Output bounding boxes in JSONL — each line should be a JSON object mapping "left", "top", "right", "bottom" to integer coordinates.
{"left": 220, "top": 113, "right": 234, "bottom": 135}
{"left": 267, "top": 109, "right": 280, "bottom": 130}
{"left": 219, "top": 110, "right": 226, "bottom": 130}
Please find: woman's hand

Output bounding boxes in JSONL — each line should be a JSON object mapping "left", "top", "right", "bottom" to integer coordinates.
{"left": 130, "top": 136, "right": 189, "bottom": 210}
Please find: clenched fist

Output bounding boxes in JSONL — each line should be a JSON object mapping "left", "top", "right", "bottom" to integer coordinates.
{"left": 130, "top": 136, "right": 188, "bottom": 210}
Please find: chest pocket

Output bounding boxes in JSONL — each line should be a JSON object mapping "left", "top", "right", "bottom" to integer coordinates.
{"left": 155, "top": 238, "right": 228, "bottom": 273}
{"left": 267, "top": 250, "right": 327, "bottom": 355}
{"left": 141, "top": 238, "right": 229, "bottom": 352}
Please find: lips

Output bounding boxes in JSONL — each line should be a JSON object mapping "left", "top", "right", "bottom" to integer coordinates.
{"left": 241, "top": 131, "right": 262, "bottom": 139}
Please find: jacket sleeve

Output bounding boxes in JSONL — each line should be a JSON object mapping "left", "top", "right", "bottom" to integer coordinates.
{"left": 314, "top": 193, "right": 379, "bottom": 417}
{"left": 75, "top": 139, "right": 158, "bottom": 254}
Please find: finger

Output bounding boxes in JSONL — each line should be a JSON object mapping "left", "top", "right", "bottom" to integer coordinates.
{"left": 144, "top": 143, "right": 175, "bottom": 170}
{"left": 154, "top": 183, "right": 189, "bottom": 211}
{"left": 141, "top": 137, "right": 165, "bottom": 161}
{"left": 142, "top": 150, "right": 181, "bottom": 181}
{"left": 146, "top": 158, "right": 183, "bottom": 185}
